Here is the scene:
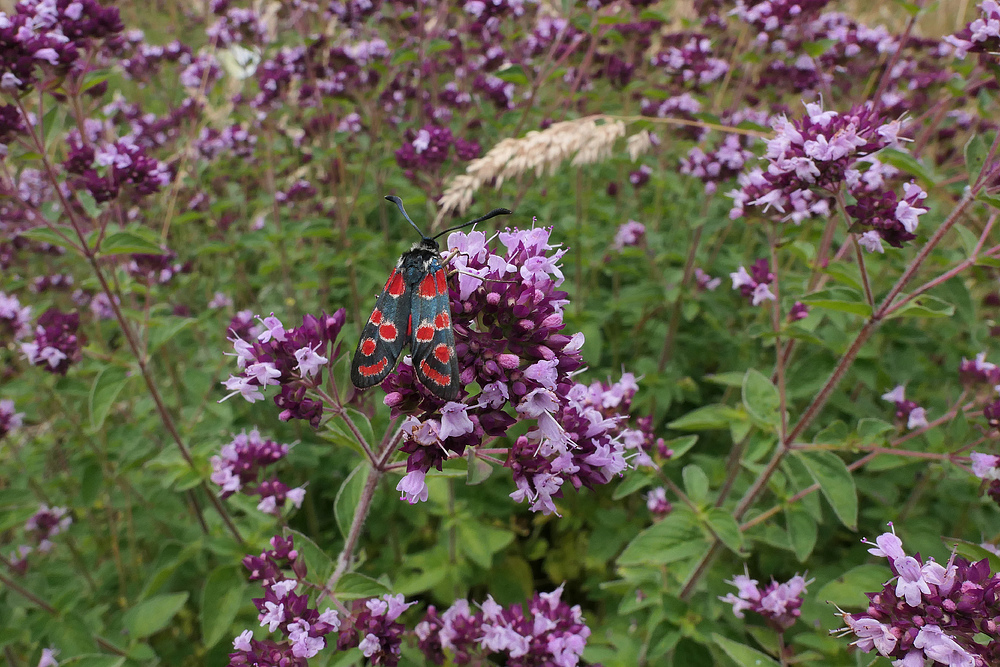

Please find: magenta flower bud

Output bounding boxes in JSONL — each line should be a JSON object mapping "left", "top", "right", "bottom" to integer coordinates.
{"left": 498, "top": 353, "right": 519, "bottom": 369}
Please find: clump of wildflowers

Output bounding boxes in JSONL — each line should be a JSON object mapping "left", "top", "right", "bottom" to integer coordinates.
{"left": 881, "top": 385, "right": 928, "bottom": 430}
{"left": 646, "top": 487, "right": 672, "bottom": 517}
{"left": 946, "top": 1, "right": 1000, "bottom": 57}
{"left": 415, "top": 584, "right": 591, "bottom": 666}
{"left": 720, "top": 570, "right": 812, "bottom": 631}
{"left": 220, "top": 309, "right": 346, "bottom": 427}
{"left": 230, "top": 535, "right": 341, "bottom": 665}
{"left": 730, "top": 259, "right": 776, "bottom": 306}
{"left": 338, "top": 594, "right": 416, "bottom": 666}
{"left": 210, "top": 429, "right": 305, "bottom": 515}
{"left": 20, "top": 309, "right": 83, "bottom": 375}
{"left": 959, "top": 352, "right": 999, "bottom": 386}
{"left": 836, "top": 525, "right": 1000, "bottom": 666}
{"left": 728, "top": 101, "right": 921, "bottom": 249}
{"left": 10, "top": 504, "right": 72, "bottom": 573}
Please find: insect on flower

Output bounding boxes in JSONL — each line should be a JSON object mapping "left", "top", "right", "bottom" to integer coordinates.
{"left": 350, "top": 196, "right": 512, "bottom": 400}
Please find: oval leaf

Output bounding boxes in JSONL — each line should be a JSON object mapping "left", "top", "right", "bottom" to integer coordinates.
{"left": 794, "top": 450, "right": 857, "bottom": 530}
{"left": 712, "top": 633, "right": 781, "bottom": 667}
{"left": 200, "top": 567, "right": 246, "bottom": 649}
{"left": 742, "top": 368, "right": 780, "bottom": 426}
{"left": 89, "top": 366, "right": 130, "bottom": 431}
{"left": 124, "top": 592, "right": 189, "bottom": 638}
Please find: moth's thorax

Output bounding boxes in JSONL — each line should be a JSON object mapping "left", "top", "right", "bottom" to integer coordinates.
{"left": 399, "top": 239, "right": 444, "bottom": 279}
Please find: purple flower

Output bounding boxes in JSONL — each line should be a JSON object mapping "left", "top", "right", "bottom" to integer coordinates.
{"left": 220, "top": 309, "right": 347, "bottom": 427}
{"left": 720, "top": 569, "right": 812, "bottom": 631}
{"left": 646, "top": 487, "right": 672, "bottom": 516}
{"left": 880, "top": 385, "right": 927, "bottom": 430}
{"left": 210, "top": 429, "right": 303, "bottom": 515}
{"left": 838, "top": 528, "right": 998, "bottom": 666}
{"left": 611, "top": 220, "right": 645, "bottom": 252}
{"left": 416, "top": 585, "right": 591, "bottom": 666}
{"left": 20, "top": 308, "right": 83, "bottom": 375}
{"left": 730, "top": 259, "right": 776, "bottom": 306}
{"left": 0, "top": 399, "right": 24, "bottom": 441}
{"left": 0, "top": 291, "right": 32, "bottom": 341}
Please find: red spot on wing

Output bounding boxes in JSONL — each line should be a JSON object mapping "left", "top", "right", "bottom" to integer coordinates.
{"left": 434, "top": 312, "right": 450, "bottom": 329}
{"left": 370, "top": 309, "right": 383, "bottom": 325}
{"left": 434, "top": 343, "right": 451, "bottom": 364}
{"left": 359, "top": 357, "right": 388, "bottom": 377}
{"left": 379, "top": 323, "right": 398, "bottom": 342}
{"left": 420, "top": 360, "right": 451, "bottom": 387}
{"left": 360, "top": 338, "right": 377, "bottom": 356}
{"left": 407, "top": 313, "right": 412, "bottom": 336}
{"left": 387, "top": 271, "right": 406, "bottom": 297}
{"left": 419, "top": 274, "right": 437, "bottom": 299}
{"left": 435, "top": 270, "right": 447, "bottom": 295}
{"left": 415, "top": 321, "right": 435, "bottom": 343}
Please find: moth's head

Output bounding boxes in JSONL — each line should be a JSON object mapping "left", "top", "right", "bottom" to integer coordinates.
{"left": 416, "top": 237, "right": 440, "bottom": 253}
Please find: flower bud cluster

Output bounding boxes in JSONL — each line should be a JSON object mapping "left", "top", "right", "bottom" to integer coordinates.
{"left": 210, "top": 428, "right": 305, "bottom": 515}
{"left": 9, "top": 503, "right": 72, "bottom": 574}
{"left": 720, "top": 570, "right": 812, "bottom": 631}
{"left": 837, "top": 526, "right": 1000, "bottom": 666}
{"left": 0, "top": 0, "right": 123, "bottom": 92}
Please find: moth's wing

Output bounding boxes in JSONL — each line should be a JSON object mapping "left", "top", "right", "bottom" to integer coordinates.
{"left": 350, "top": 267, "right": 411, "bottom": 389}
{"left": 409, "top": 261, "right": 460, "bottom": 400}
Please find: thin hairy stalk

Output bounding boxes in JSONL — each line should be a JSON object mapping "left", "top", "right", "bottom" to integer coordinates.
{"left": 741, "top": 396, "right": 976, "bottom": 531}
{"left": 685, "top": 190, "right": 978, "bottom": 597}
{"left": 326, "top": 463, "right": 382, "bottom": 593}
{"left": 16, "top": 97, "right": 244, "bottom": 546}
{"left": 658, "top": 224, "right": 704, "bottom": 371}
{"left": 769, "top": 231, "right": 788, "bottom": 441}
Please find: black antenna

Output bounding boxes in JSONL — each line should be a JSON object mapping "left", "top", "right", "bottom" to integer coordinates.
{"left": 385, "top": 195, "right": 512, "bottom": 241}
{"left": 431, "top": 207, "right": 512, "bottom": 240}
{"left": 385, "top": 195, "right": 426, "bottom": 238}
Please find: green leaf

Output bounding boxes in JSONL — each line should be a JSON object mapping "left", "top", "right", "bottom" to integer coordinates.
{"left": 17, "top": 226, "right": 80, "bottom": 252}
{"left": 785, "top": 506, "right": 817, "bottom": 562}
{"left": 148, "top": 317, "right": 195, "bottom": 355}
{"left": 466, "top": 450, "right": 494, "bottom": 485}
{"left": 887, "top": 294, "right": 955, "bottom": 320}
{"left": 705, "top": 508, "right": 744, "bottom": 554}
{"left": 742, "top": 368, "right": 780, "bottom": 425}
{"left": 794, "top": 450, "right": 858, "bottom": 530}
{"left": 89, "top": 366, "right": 130, "bottom": 431}
{"left": 335, "top": 572, "right": 392, "bottom": 600}
{"left": 682, "top": 465, "right": 709, "bottom": 504}
{"left": 816, "top": 564, "right": 888, "bottom": 608}
{"left": 712, "top": 633, "right": 781, "bottom": 667}
{"left": 663, "top": 435, "right": 699, "bottom": 458}
{"left": 98, "top": 229, "right": 165, "bottom": 256}
{"left": 58, "top": 657, "right": 126, "bottom": 667}
{"left": 618, "top": 510, "right": 706, "bottom": 566}
{"left": 878, "top": 147, "right": 936, "bottom": 185}
{"left": 495, "top": 64, "right": 529, "bottom": 86}
{"left": 802, "top": 288, "right": 872, "bottom": 317}
{"left": 200, "top": 567, "right": 246, "bottom": 649}
{"left": 124, "top": 592, "right": 189, "bottom": 638}
{"left": 285, "top": 528, "right": 335, "bottom": 582}
{"left": 668, "top": 404, "right": 746, "bottom": 431}
{"left": 979, "top": 192, "right": 1000, "bottom": 210}
{"left": 458, "top": 522, "right": 515, "bottom": 569}
{"left": 613, "top": 470, "right": 654, "bottom": 500}
{"left": 856, "top": 418, "right": 895, "bottom": 441}
{"left": 335, "top": 464, "right": 368, "bottom": 539}
{"left": 965, "top": 133, "right": 989, "bottom": 184}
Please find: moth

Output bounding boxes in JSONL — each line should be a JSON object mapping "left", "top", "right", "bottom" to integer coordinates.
{"left": 350, "top": 196, "right": 512, "bottom": 400}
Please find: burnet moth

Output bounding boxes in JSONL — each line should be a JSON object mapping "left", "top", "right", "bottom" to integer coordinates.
{"left": 350, "top": 196, "right": 512, "bottom": 400}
